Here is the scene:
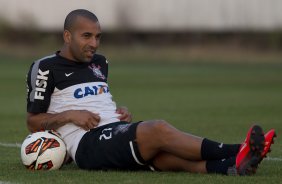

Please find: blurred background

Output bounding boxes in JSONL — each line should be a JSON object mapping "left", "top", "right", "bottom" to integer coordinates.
{"left": 0, "top": 0, "right": 282, "bottom": 62}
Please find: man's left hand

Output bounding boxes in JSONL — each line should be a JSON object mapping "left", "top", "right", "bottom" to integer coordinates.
{"left": 116, "top": 106, "right": 132, "bottom": 123}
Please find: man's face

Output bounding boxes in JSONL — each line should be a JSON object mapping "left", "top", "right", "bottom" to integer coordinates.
{"left": 66, "top": 16, "right": 102, "bottom": 63}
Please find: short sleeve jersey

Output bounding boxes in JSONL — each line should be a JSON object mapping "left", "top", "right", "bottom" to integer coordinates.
{"left": 26, "top": 52, "right": 120, "bottom": 160}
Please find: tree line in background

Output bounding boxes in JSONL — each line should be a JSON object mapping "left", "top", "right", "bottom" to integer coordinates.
{"left": 1, "top": 19, "right": 282, "bottom": 51}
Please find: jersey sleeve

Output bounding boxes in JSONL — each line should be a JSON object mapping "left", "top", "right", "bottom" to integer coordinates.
{"left": 26, "top": 60, "right": 55, "bottom": 113}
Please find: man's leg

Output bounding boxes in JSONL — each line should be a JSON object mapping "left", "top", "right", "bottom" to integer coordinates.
{"left": 135, "top": 120, "right": 264, "bottom": 175}
{"left": 152, "top": 152, "right": 206, "bottom": 173}
{"left": 151, "top": 152, "right": 237, "bottom": 175}
{"left": 136, "top": 120, "right": 239, "bottom": 161}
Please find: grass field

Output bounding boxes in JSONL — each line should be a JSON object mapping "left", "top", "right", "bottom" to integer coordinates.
{"left": 0, "top": 53, "right": 281, "bottom": 184}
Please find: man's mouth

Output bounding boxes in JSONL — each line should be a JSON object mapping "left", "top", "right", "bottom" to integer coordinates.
{"left": 85, "top": 50, "right": 95, "bottom": 57}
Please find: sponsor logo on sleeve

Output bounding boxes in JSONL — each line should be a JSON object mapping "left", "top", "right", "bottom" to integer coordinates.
{"left": 34, "top": 69, "right": 49, "bottom": 100}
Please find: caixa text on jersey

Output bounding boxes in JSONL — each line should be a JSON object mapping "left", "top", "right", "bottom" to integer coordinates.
{"left": 74, "top": 85, "right": 110, "bottom": 99}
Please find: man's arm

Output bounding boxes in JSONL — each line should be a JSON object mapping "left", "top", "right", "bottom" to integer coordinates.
{"left": 27, "top": 110, "right": 101, "bottom": 132}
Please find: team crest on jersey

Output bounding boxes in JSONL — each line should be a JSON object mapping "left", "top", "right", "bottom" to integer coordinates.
{"left": 88, "top": 64, "right": 106, "bottom": 80}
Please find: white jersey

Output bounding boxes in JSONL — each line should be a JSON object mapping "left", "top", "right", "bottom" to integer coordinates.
{"left": 26, "top": 52, "right": 120, "bottom": 160}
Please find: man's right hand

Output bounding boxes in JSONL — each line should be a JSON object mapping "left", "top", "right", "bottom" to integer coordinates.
{"left": 65, "top": 110, "right": 100, "bottom": 130}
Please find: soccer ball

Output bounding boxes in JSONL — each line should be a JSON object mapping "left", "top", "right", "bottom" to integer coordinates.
{"left": 21, "top": 130, "right": 67, "bottom": 170}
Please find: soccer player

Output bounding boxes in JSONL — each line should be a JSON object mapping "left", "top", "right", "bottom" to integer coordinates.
{"left": 26, "top": 9, "right": 276, "bottom": 175}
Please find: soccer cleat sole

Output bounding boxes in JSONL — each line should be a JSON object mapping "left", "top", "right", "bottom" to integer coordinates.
{"left": 238, "top": 125, "right": 265, "bottom": 176}
{"left": 260, "top": 130, "right": 277, "bottom": 162}
{"left": 265, "top": 132, "right": 277, "bottom": 155}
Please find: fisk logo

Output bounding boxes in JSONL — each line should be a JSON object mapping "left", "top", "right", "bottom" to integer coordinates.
{"left": 34, "top": 69, "right": 49, "bottom": 100}
{"left": 74, "top": 85, "right": 109, "bottom": 99}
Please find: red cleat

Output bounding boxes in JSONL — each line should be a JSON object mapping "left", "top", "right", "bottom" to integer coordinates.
{"left": 259, "top": 129, "right": 276, "bottom": 162}
{"left": 236, "top": 125, "right": 265, "bottom": 175}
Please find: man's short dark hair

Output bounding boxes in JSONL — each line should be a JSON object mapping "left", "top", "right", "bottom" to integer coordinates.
{"left": 64, "top": 9, "right": 99, "bottom": 31}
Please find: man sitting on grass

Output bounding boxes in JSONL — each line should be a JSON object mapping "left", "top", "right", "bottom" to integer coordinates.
{"left": 26, "top": 9, "right": 276, "bottom": 175}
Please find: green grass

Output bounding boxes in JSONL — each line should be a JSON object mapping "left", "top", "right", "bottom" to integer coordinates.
{"left": 0, "top": 56, "right": 281, "bottom": 184}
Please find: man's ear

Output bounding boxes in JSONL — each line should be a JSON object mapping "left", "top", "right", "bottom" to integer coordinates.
{"left": 63, "top": 30, "right": 71, "bottom": 44}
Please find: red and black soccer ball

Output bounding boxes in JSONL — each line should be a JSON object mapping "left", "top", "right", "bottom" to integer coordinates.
{"left": 20, "top": 130, "right": 66, "bottom": 170}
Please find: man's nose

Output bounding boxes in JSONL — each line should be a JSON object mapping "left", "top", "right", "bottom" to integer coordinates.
{"left": 89, "top": 37, "right": 99, "bottom": 48}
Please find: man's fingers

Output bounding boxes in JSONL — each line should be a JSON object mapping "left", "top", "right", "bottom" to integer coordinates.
{"left": 91, "top": 119, "right": 99, "bottom": 128}
{"left": 125, "top": 115, "right": 132, "bottom": 122}
{"left": 94, "top": 115, "right": 101, "bottom": 122}
{"left": 117, "top": 113, "right": 126, "bottom": 119}
{"left": 91, "top": 112, "right": 100, "bottom": 121}
{"left": 81, "top": 124, "right": 90, "bottom": 131}
{"left": 116, "top": 108, "right": 121, "bottom": 114}
{"left": 118, "top": 113, "right": 132, "bottom": 122}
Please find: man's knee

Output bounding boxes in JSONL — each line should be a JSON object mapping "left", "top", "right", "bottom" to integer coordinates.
{"left": 136, "top": 120, "right": 174, "bottom": 160}
{"left": 140, "top": 120, "right": 175, "bottom": 141}
{"left": 149, "top": 120, "right": 172, "bottom": 134}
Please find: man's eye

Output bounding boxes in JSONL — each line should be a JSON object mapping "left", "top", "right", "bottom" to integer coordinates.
{"left": 83, "top": 34, "right": 91, "bottom": 38}
{"left": 96, "top": 34, "right": 102, "bottom": 40}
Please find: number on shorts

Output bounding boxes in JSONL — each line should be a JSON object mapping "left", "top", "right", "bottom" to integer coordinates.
{"left": 99, "top": 128, "right": 113, "bottom": 140}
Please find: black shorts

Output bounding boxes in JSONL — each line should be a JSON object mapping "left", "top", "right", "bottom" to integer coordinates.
{"left": 75, "top": 121, "right": 152, "bottom": 171}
